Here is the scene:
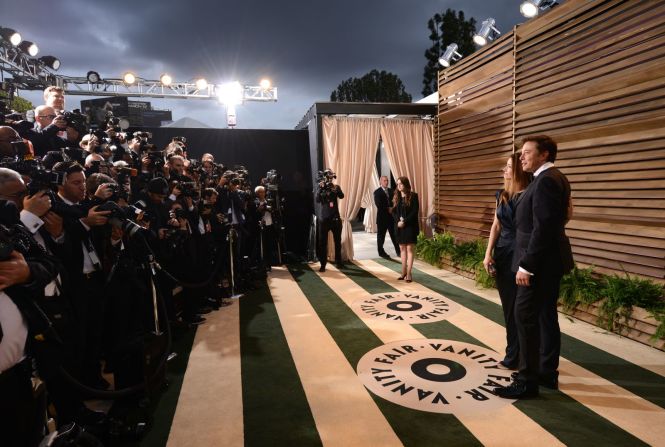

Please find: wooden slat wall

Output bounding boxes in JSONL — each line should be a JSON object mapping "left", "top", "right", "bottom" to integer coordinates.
{"left": 435, "top": 0, "right": 665, "bottom": 281}
{"left": 436, "top": 33, "right": 515, "bottom": 241}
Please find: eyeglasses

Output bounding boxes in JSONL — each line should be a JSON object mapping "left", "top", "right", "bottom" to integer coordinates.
{"left": 38, "top": 114, "right": 57, "bottom": 119}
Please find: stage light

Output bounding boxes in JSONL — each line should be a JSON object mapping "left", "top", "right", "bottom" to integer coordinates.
{"left": 260, "top": 78, "right": 271, "bottom": 89}
{"left": 217, "top": 81, "right": 243, "bottom": 105}
{"left": 438, "top": 43, "right": 462, "bottom": 68}
{"left": 160, "top": 73, "right": 173, "bottom": 86}
{"left": 18, "top": 40, "right": 39, "bottom": 56}
{"left": 520, "top": 0, "right": 558, "bottom": 18}
{"left": 0, "top": 27, "right": 22, "bottom": 46}
{"left": 195, "top": 78, "right": 208, "bottom": 90}
{"left": 39, "top": 55, "right": 60, "bottom": 70}
{"left": 473, "top": 18, "right": 501, "bottom": 46}
{"left": 123, "top": 72, "right": 136, "bottom": 84}
{"left": 87, "top": 71, "right": 101, "bottom": 83}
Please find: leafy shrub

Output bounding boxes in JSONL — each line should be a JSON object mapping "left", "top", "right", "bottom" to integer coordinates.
{"left": 416, "top": 231, "right": 455, "bottom": 266}
{"left": 558, "top": 266, "right": 603, "bottom": 311}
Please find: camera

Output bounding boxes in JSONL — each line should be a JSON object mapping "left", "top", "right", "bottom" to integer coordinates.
{"left": 173, "top": 181, "right": 198, "bottom": 199}
{"left": 133, "top": 131, "right": 152, "bottom": 142}
{"left": 60, "top": 109, "right": 87, "bottom": 134}
{"left": 96, "top": 200, "right": 143, "bottom": 238}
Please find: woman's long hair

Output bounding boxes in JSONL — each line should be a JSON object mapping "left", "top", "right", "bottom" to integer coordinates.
{"left": 393, "top": 176, "right": 413, "bottom": 207}
{"left": 500, "top": 152, "right": 531, "bottom": 204}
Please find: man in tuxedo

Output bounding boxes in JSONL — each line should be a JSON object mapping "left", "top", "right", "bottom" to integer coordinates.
{"left": 496, "top": 135, "right": 573, "bottom": 399}
{"left": 373, "top": 176, "right": 400, "bottom": 258}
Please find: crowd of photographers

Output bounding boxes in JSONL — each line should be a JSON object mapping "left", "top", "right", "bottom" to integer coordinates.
{"left": 0, "top": 87, "right": 284, "bottom": 445}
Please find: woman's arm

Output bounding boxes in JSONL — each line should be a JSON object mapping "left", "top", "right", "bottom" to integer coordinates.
{"left": 483, "top": 212, "right": 501, "bottom": 273}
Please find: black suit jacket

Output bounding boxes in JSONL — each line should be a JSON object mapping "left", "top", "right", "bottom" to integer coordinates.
{"left": 512, "top": 167, "right": 574, "bottom": 276}
{"left": 373, "top": 187, "right": 393, "bottom": 225}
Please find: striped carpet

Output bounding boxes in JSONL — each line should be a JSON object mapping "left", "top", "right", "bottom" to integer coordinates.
{"left": 155, "top": 259, "right": 665, "bottom": 447}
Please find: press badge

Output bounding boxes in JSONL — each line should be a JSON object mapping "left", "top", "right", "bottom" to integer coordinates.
{"left": 329, "top": 202, "right": 334, "bottom": 208}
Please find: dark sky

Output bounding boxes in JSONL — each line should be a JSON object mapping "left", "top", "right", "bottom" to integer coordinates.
{"left": 2, "top": 0, "right": 527, "bottom": 129}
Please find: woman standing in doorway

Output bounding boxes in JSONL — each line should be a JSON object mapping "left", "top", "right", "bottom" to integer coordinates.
{"left": 483, "top": 153, "right": 532, "bottom": 369}
{"left": 394, "top": 176, "right": 419, "bottom": 282}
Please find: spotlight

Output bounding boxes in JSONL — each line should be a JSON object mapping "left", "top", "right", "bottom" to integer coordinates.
{"left": 0, "top": 27, "right": 21, "bottom": 46}
{"left": 438, "top": 43, "right": 462, "bottom": 68}
{"left": 520, "top": 0, "right": 558, "bottom": 18}
{"left": 123, "top": 72, "right": 136, "bottom": 84}
{"left": 39, "top": 55, "right": 60, "bottom": 70}
{"left": 160, "top": 74, "right": 173, "bottom": 86}
{"left": 217, "top": 81, "right": 243, "bottom": 105}
{"left": 87, "top": 71, "right": 101, "bottom": 83}
{"left": 18, "top": 40, "right": 39, "bottom": 57}
{"left": 195, "top": 78, "right": 208, "bottom": 90}
{"left": 260, "top": 78, "right": 271, "bottom": 89}
{"left": 473, "top": 18, "right": 501, "bottom": 46}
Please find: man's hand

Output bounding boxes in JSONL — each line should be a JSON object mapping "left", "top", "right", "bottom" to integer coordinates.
{"left": 0, "top": 251, "right": 31, "bottom": 290}
{"left": 81, "top": 205, "right": 111, "bottom": 227}
{"left": 94, "top": 183, "right": 114, "bottom": 200}
{"left": 43, "top": 212, "right": 64, "bottom": 238}
{"left": 516, "top": 270, "right": 531, "bottom": 287}
{"left": 23, "top": 190, "right": 51, "bottom": 217}
{"left": 52, "top": 115, "right": 67, "bottom": 129}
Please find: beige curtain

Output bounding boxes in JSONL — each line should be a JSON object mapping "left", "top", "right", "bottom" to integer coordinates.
{"left": 362, "top": 166, "right": 380, "bottom": 233}
{"left": 322, "top": 116, "right": 381, "bottom": 260}
{"left": 380, "top": 120, "right": 435, "bottom": 231}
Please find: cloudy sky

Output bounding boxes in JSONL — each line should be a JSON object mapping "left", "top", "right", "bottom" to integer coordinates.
{"left": 2, "top": 0, "right": 527, "bottom": 129}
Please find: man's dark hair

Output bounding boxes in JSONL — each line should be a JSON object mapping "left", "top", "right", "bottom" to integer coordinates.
{"left": 521, "top": 135, "right": 558, "bottom": 162}
{"left": 52, "top": 160, "right": 84, "bottom": 175}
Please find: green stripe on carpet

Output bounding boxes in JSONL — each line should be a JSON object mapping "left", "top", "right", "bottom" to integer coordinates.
{"left": 376, "top": 258, "right": 665, "bottom": 409}
{"left": 239, "top": 281, "right": 322, "bottom": 447}
{"left": 288, "top": 264, "right": 482, "bottom": 447}
{"left": 351, "top": 259, "right": 648, "bottom": 447}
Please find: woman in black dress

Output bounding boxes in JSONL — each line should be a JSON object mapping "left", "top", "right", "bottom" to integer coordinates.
{"left": 483, "top": 153, "right": 532, "bottom": 369}
{"left": 393, "top": 176, "right": 419, "bottom": 282}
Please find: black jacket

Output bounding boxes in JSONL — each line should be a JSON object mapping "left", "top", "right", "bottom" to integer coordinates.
{"left": 373, "top": 186, "right": 393, "bottom": 225}
{"left": 512, "top": 167, "right": 574, "bottom": 276}
{"left": 315, "top": 184, "right": 344, "bottom": 221}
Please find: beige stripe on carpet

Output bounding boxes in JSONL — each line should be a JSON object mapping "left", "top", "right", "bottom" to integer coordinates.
{"left": 167, "top": 301, "right": 243, "bottom": 447}
{"left": 412, "top": 260, "right": 665, "bottom": 377}
{"left": 268, "top": 266, "right": 402, "bottom": 447}
{"left": 357, "top": 259, "right": 665, "bottom": 447}
{"left": 317, "top": 264, "right": 563, "bottom": 447}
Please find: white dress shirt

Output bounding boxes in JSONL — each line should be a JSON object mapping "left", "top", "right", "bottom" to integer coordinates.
{"left": 0, "top": 291, "right": 28, "bottom": 373}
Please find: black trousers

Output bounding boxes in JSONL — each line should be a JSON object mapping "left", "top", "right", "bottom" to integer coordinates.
{"left": 494, "top": 245, "right": 519, "bottom": 366}
{"left": 317, "top": 218, "right": 342, "bottom": 266}
{"left": 0, "top": 358, "right": 41, "bottom": 447}
{"left": 515, "top": 271, "right": 562, "bottom": 384}
{"left": 377, "top": 219, "right": 400, "bottom": 256}
{"left": 71, "top": 272, "right": 106, "bottom": 385}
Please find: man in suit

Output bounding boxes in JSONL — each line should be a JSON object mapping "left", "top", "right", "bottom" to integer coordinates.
{"left": 373, "top": 175, "right": 400, "bottom": 258}
{"left": 496, "top": 135, "right": 574, "bottom": 399}
{"left": 315, "top": 171, "right": 344, "bottom": 272}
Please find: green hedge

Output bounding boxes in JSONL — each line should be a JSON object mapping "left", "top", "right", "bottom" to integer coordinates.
{"left": 416, "top": 232, "right": 665, "bottom": 341}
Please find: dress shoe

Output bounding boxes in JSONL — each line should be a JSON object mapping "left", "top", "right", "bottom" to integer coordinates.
{"left": 495, "top": 380, "right": 539, "bottom": 399}
{"left": 184, "top": 315, "right": 206, "bottom": 326}
{"left": 335, "top": 262, "right": 345, "bottom": 269}
{"left": 500, "top": 360, "right": 518, "bottom": 369}
{"left": 378, "top": 252, "right": 389, "bottom": 259}
{"left": 319, "top": 266, "right": 326, "bottom": 272}
{"left": 197, "top": 306, "right": 213, "bottom": 315}
{"left": 539, "top": 376, "right": 559, "bottom": 390}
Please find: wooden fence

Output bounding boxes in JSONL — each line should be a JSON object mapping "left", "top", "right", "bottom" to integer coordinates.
{"left": 435, "top": 0, "right": 665, "bottom": 281}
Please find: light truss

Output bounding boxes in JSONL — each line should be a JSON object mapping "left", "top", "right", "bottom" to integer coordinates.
{"left": 55, "top": 76, "right": 278, "bottom": 102}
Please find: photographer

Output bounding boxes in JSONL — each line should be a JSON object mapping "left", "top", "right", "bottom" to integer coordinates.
{"left": 51, "top": 161, "right": 112, "bottom": 389}
{"left": 315, "top": 169, "right": 344, "bottom": 272}
{"left": 254, "top": 185, "right": 276, "bottom": 271}
{"left": 24, "top": 105, "right": 68, "bottom": 157}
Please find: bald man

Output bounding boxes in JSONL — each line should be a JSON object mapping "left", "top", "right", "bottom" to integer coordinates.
{"left": 23, "top": 105, "right": 68, "bottom": 156}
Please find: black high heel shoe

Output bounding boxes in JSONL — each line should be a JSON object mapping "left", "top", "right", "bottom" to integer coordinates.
{"left": 398, "top": 275, "right": 406, "bottom": 280}
{"left": 405, "top": 275, "right": 413, "bottom": 283}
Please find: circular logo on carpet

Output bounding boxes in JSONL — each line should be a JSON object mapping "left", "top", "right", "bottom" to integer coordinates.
{"left": 357, "top": 339, "right": 515, "bottom": 414}
{"left": 351, "top": 291, "right": 460, "bottom": 324}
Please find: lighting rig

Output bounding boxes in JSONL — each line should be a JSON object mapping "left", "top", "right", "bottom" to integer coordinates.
{"left": 0, "top": 25, "right": 277, "bottom": 127}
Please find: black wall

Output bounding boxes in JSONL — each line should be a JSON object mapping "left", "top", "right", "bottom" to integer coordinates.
{"left": 142, "top": 127, "right": 313, "bottom": 256}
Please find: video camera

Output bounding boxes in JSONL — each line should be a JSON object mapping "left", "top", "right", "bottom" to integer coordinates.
{"left": 317, "top": 169, "right": 337, "bottom": 191}
{"left": 173, "top": 181, "right": 198, "bottom": 199}
{"left": 263, "top": 169, "right": 281, "bottom": 191}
